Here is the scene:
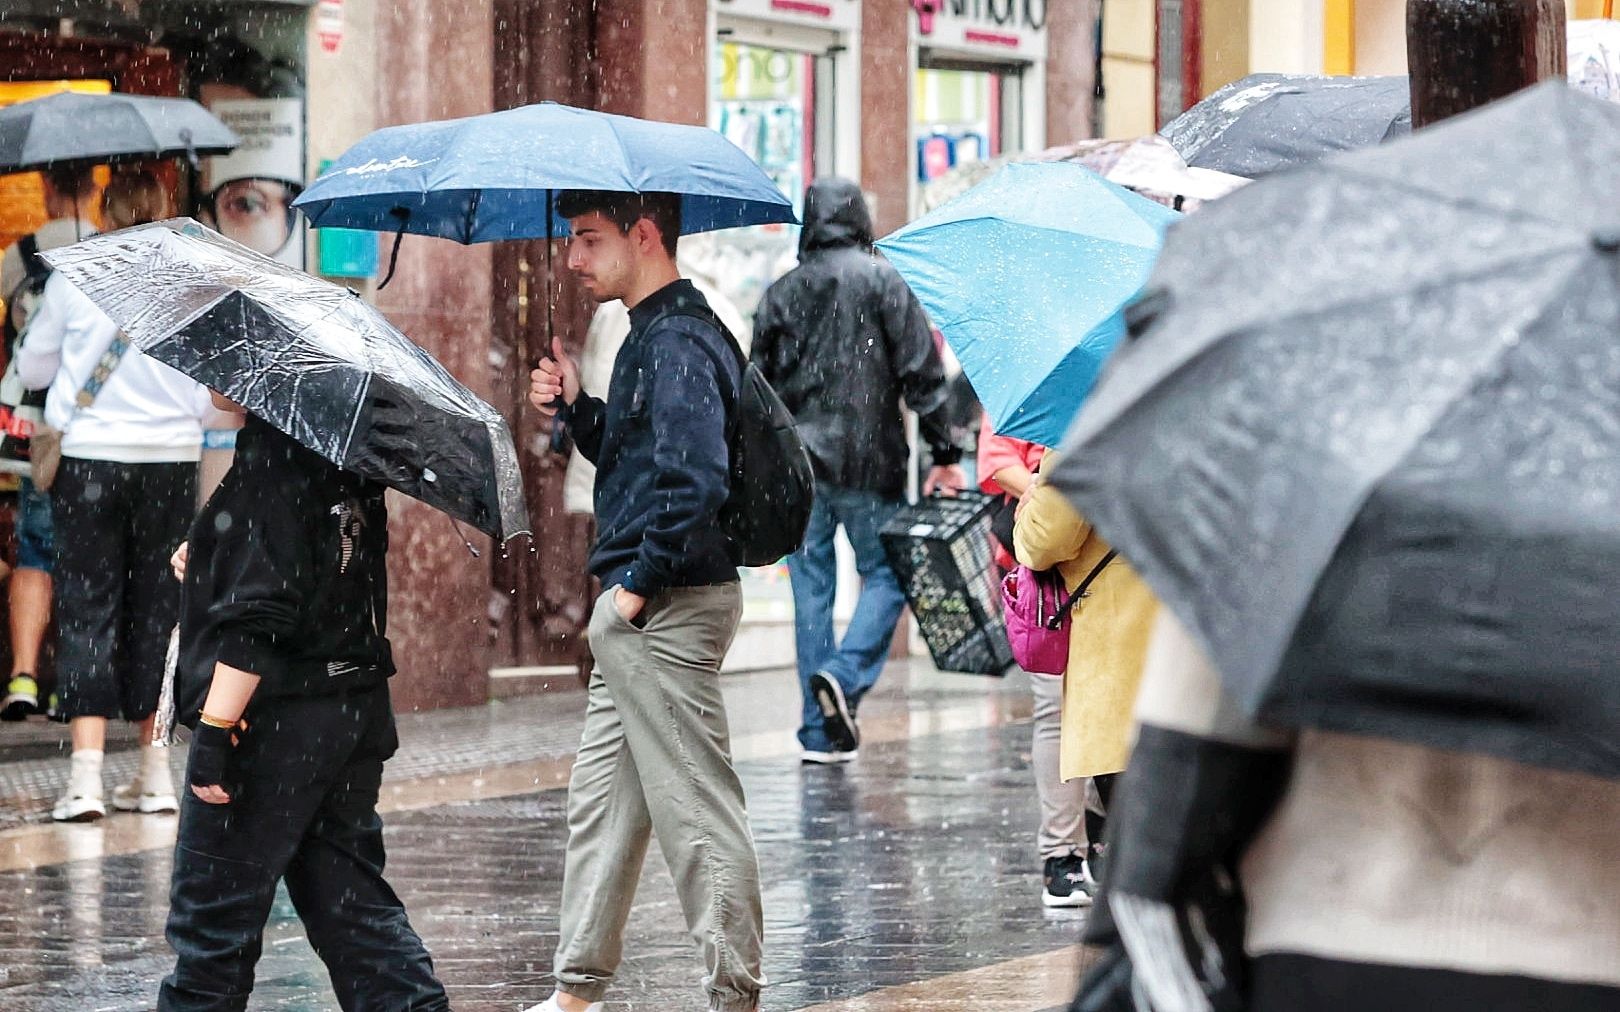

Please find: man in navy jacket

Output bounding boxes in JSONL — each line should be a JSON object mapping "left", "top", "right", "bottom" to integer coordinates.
{"left": 527, "top": 190, "right": 761, "bottom": 1012}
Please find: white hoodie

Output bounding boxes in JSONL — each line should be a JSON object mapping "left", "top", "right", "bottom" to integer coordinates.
{"left": 17, "top": 273, "right": 209, "bottom": 463}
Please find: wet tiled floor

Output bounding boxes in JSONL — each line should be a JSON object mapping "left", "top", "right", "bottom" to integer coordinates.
{"left": 0, "top": 663, "right": 1094, "bottom": 1010}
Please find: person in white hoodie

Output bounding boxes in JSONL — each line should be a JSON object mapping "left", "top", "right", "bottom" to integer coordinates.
{"left": 17, "top": 169, "right": 213, "bottom": 822}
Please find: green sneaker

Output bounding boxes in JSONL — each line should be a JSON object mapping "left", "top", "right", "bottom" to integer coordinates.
{"left": 1, "top": 674, "right": 40, "bottom": 721}
{"left": 45, "top": 691, "right": 69, "bottom": 724}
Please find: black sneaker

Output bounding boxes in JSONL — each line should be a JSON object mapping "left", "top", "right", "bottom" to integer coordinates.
{"left": 1, "top": 674, "right": 40, "bottom": 721}
{"left": 809, "top": 671, "right": 859, "bottom": 753}
{"left": 1042, "top": 854, "right": 1095, "bottom": 908}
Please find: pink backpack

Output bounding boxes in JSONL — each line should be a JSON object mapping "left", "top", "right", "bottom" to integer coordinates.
{"left": 1001, "top": 550, "right": 1117, "bottom": 675}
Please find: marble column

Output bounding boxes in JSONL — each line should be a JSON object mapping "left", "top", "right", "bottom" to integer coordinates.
{"left": 370, "top": 0, "right": 498, "bottom": 711}
{"left": 862, "top": 0, "right": 914, "bottom": 239}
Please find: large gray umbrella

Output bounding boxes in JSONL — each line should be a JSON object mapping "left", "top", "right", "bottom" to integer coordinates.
{"left": 1052, "top": 81, "right": 1620, "bottom": 780}
{"left": 1160, "top": 73, "right": 1412, "bottom": 177}
{"left": 42, "top": 219, "right": 528, "bottom": 541}
{"left": 0, "top": 91, "right": 239, "bottom": 173}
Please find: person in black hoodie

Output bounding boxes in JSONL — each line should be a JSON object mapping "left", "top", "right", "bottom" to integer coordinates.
{"left": 157, "top": 399, "right": 448, "bottom": 1012}
{"left": 751, "top": 178, "right": 965, "bottom": 763}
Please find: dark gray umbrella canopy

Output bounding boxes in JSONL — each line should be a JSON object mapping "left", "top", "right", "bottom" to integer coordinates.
{"left": 1160, "top": 73, "right": 1411, "bottom": 177}
{"left": 1053, "top": 81, "right": 1620, "bottom": 779}
{"left": 41, "top": 220, "right": 529, "bottom": 541}
{"left": 0, "top": 91, "right": 239, "bottom": 173}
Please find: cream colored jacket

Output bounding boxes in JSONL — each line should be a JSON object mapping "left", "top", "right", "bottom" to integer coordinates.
{"left": 1136, "top": 612, "right": 1620, "bottom": 988}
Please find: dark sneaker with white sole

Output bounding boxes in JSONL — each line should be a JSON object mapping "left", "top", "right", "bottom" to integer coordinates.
{"left": 800, "top": 748, "right": 858, "bottom": 765}
{"left": 809, "top": 671, "right": 859, "bottom": 753}
{"left": 1042, "top": 854, "right": 1095, "bottom": 908}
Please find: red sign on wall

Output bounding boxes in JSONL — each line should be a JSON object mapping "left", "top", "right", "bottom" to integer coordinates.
{"left": 771, "top": 0, "right": 833, "bottom": 15}
{"left": 316, "top": 0, "right": 345, "bottom": 55}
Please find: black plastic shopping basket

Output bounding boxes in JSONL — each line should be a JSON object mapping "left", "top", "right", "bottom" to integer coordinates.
{"left": 879, "top": 490, "right": 1013, "bottom": 676}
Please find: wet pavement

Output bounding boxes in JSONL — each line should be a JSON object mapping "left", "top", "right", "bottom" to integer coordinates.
{"left": 0, "top": 661, "right": 1095, "bottom": 1010}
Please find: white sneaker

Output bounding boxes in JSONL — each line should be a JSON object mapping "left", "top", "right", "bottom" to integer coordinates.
{"left": 52, "top": 750, "right": 106, "bottom": 823}
{"left": 111, "top": 779, "right": 180, "bottom": 814}
{"left": 112, "top": 750, "right": 179, "bottom": 814}
{"left": 522, "top": 996, "right": 604, "bottom": 1012}
{"left": 800, "top": 749, "right": 858, "bottom": 764}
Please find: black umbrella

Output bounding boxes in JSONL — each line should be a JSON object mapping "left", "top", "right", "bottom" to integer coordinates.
{"left": 0, "top": 91, "right": 239, "bottom": 173}
{"left": 41, "top": 219, "right": 529, "bottom": 541}
{"left": 1052, "top": 81, "right": 1620, "bottom": 780}
{"left": 1160, "top": 73, "right": 1411, "bottom": 177}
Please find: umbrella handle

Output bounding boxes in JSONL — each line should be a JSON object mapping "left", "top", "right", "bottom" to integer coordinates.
{"left": 377, "top": 209, "right": 409, "bottom": 290}
{"left": 446, "top": 513, "right": 481, "bottom": 558}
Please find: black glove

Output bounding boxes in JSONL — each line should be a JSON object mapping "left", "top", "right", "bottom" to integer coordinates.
{"left": 188, "top": 721, "right": 238, "bottom": 791}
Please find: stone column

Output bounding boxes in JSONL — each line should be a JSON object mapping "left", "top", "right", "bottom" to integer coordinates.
{"left": 596, "top": 0, "right": 710, "bottom": 125}
{"left": 1407, "top": 0, "right": 1566, "bottom": 128}
{"left": 1047, "top": 0, "right": 1101, "bottom": 146}
{"left": 862, "top": 0, "right": 912, "bottom": 238}
{"left": 369, "top": 0, "right": 498, "bottom": 711}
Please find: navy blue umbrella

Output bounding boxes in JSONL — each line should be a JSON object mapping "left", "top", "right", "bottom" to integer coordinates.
{"left": 293, "top": 101, "right": 797, "bottom": 243}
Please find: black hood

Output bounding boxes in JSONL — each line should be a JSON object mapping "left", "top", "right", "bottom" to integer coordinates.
{"left": 799, "top": 177, "right": 873, "bottom": 254}
{"left": 236, "top": 415, "right": 368, "bottom": 496}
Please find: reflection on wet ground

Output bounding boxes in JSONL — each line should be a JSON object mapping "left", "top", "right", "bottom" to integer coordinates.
{"left": 0, "top": 663, "right": 1094, "bottom": 1010}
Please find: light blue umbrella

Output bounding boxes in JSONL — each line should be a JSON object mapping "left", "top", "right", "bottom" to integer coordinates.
{"left": 877, "top": 161, "right": 1180, "bottom": 448}
{"left": 292, "top": 101, "right": 797, "bottom": 243}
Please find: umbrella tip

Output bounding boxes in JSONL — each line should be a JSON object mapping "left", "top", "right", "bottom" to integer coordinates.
{"left": 1594, "top": 231, "right": 1620, "bottom": 255}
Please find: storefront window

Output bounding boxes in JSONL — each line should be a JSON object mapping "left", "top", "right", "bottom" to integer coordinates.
{"left": 914, "top": 67, "right": 999, "bottom": 184}
{"left": 709, "top": 31, "right": 840, "bottom": 640}
{"left": 709, "top": 39, "right": 831, "bottom": 322}
{"left": 714, "top": 41, "right": 814, "bottom": 214}
{"left": 0, "top": 3, "right": 307, "bottom": 265}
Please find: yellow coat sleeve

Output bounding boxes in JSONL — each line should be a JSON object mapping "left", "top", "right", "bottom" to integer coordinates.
{"left": 1013, "top": 483, "right": 1091, "bottom": 573}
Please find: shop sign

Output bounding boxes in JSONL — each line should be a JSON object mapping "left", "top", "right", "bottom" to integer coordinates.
{"left": 316, "top": 0, "right": 345, "bottom": 55}
{"left": 714, "top": 0, "right": 861, "bottom": 33}
{"left": 911, "top": 0, "right": 1048, "bottom": 60}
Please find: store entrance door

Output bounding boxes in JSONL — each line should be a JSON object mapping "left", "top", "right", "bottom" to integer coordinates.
{"left": 912, "top": 56, "right": 1027, "bottom": 212}
{"left": 708, "top": 23, "right": 844, "bottom": 671}
{"left": 708, "top": 30, "right": 838, "bottom": 320}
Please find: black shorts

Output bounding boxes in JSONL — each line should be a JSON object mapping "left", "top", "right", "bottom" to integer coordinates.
{"left": 53, "top": 458, "right": 197, "bottom": 721}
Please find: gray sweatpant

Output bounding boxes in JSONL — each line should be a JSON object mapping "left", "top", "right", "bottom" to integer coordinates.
{"left": 1031, "top": 671, "right": 1088, "bottom": 859}
{"left": 554, "top": 583, "right": 762, "bottom": 1012}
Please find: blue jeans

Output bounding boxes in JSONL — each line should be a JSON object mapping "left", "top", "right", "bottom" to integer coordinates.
{"left": 15, "top": 476, "right": 53, "bottom": 573}
{"left": 787, "top": 485, "right": 906, "bottom": 751}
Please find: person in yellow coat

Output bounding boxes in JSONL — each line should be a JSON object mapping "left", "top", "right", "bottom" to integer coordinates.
{"left": 1013, "top": 451, "right": 1158, "bottom": 809}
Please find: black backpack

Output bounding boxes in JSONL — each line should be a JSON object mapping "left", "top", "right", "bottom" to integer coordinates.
{"left": 663, "top": 304, "right": 815, "bottom": 567}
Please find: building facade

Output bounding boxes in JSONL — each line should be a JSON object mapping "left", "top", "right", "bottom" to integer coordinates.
{"left": 0, "top": 0, "right": 1104, "bottom": 709}
{"left": 1098, "top": 0, "right": 1606, "bottom": 137}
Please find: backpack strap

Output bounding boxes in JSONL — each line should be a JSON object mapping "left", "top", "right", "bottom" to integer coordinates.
{"left": 657, "top": 301, "right": 746, "bottom": 371}
{"left": 18, "top": 233, "right": 48, "bottom": 286}
{"left": 1045, "top": 549, "right": 1118, "bottom": 631}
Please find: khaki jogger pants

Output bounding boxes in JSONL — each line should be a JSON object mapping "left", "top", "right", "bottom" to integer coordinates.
{"left": 554, "top": 583, "right": 763, "bottom": 1012}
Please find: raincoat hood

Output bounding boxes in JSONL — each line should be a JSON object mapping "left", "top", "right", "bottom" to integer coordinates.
{"left": 800, "top": 177, "right": 873, "bottom": 254}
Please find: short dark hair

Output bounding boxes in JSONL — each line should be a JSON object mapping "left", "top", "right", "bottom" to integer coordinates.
{"left": 41, "top": 163, "right": 97, "bottom": 199}
{"left": 556, "top": 190, "right": 681, "bottom": 256}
